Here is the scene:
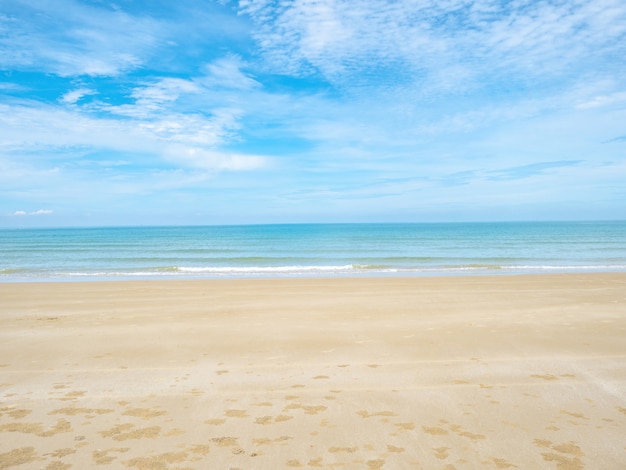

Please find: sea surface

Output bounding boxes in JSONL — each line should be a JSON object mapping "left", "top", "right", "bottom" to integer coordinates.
{"left": 1, "top": 222, "right": 625, "bottom": 281}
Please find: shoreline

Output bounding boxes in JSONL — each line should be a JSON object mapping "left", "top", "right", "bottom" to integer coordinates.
{"left": 3, "top": 267, "right": 626, "bottom": 284}
{"left": 1, "top": 273, "right": 625, "bottom": 468}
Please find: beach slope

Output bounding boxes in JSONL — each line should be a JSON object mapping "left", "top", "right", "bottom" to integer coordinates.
{"left": 1, "top": 274, "right": 625, "bottom": 468}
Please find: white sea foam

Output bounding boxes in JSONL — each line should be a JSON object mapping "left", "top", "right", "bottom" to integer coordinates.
{"left": 63, "top": 271, "right": 170, "bottom": 277}
{"left": 48, "top": 263, "right": 626, "bottom": 280}
{"left": 177, "top": 265, "right": 356, "bottom": 273}
{"left": 510, "top": 265, "right": 626, "bottom": 271}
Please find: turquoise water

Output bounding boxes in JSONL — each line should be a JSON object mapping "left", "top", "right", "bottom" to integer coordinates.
{"left": 1, "top": 222, "right": 625, "bottom": 281}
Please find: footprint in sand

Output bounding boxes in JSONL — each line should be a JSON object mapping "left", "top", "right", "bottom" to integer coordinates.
{"left": 252, "top": 401, "right": 273, "bottom": 407}
{"left": 284, "top": 404, "right": 327, "bottom": 415}
{"left": 367, "top": 459, "right": 386, "bottom": 469}
{"left": 44, "top": 448, "right": 76, "bottom": 459}
{"left": 57, "top": 391, "right": 86, "bottom": 402}
{"left": 423, "top": 425, "right": 449, "bottom": 436}
{"left": 124, "top": 451, "right": 188, "bottom": 468}
{"left": 50, "top": 407, "right": 113, "bottom": 417}
{"left": 357, "top": 410, "right": 397, "bottom": 419}
{"left": 255, "top": 414, "right": 293, "bottom": 424}
{"left": 1, "top": 408, "right": 32, "bottom": 419}
{"left": 423, "top": 422, "right": 485, "bottom": 441}
{"left": 122, "top": 407, "right": 167, "bottom": 419}
{"left": 204, "top": 418, "right": 226, "bottom": 425}
{"left": 92, "top": 447, "right": 129, "bottom": 465}
{"left": 0, "top": 447, "right": 37, "bottom": 468}
{"left": 534, "top": 438, "right": 585, "bottom": 469}
{"left": 211, "top": 436, "right": 239, "bottom": 447}
{"left": 530, "top": 374, "right": 558, "bottom": 381}
{"left": 224, "top": 409, "right": 248, "bottom": 418}
{"left": 328, "top": 446, "right": 358, "bottom": 453}
{"left": 252, "top": 436, "right": 292, "bottom": 446}
{"left": 490, "top": 456, "right": 517, "bottom": 468}
{"left": 433, "top": 446, "right": 450, "bottom": 460}
{"left": 394, "top": 422, "right": 415, "bottom": 431}
{"left": 99, "top": 424, "right": 161, "bottom": 441}
{"left": 0, "top": 419, "right": 72, "bottom": 437}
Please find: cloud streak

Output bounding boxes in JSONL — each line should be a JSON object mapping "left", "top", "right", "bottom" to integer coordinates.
{"left": 0, "top": 1, "right": 161, "bottom": 76}
{"left": 239, "top": 0, "right": 626, "bottom": 94}
{"left": 13, "top": 209, "right": 53, "bottom": 216}
{"left": 0, "top": 53, "right": 277, "bottom": 173}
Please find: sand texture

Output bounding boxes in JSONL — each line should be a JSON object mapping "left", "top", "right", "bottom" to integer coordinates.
{"left": 1, "top": 274, "right": 625, "bottom": 469}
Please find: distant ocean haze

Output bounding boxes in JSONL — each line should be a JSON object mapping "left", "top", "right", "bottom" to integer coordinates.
{"left": 1, "top": 222, "right": 625, "bottom": 281}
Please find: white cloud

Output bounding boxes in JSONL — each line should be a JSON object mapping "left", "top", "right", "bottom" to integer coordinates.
{"left": 13, "top": 209, "right": 53, "bottom": 216}
{"left": 165, "top": 145, "right": 270, "bottom": 171}
{"left": 0, "top": 102, "right": 159, "bottom": 154}
{"left": 576, "top": 91, "right": 626, "bottom": 109}
{"left": 0, "top": 82, "right": 26, "bottom": 91}
{"left": 201, "top": 56, "right": 261, "bottom": 90}
{"left": 129, "top": 78, "right": 202, "bottom": 113}
{"left": 238, "top": 0, "right": 626, "bottom": 93}
{"left": 60, "top": 88, "right": 97, "bottom": 104}
{"left": 0, "top": 78, "right": 267, "bottom": 173}
{"left": 107, "top": 57, "right": 260, "bottom": 120}
{"left": 58, "top": 57, "right": 272, "bottom": 167}
{"left": 0, "top": 0, "right": 160, "bottom": 76}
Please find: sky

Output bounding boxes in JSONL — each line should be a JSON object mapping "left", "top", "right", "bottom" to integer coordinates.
{"left": 1, "top": 0, "right": 625, "bottom": 227}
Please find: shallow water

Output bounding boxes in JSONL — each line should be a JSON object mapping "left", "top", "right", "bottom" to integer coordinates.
{"left": 1, "top": 221, "right": 625, "bottom": 281}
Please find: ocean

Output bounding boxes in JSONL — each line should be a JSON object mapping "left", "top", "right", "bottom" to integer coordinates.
{"left": 1, "top": 221, "right": 625, "bottom": 281}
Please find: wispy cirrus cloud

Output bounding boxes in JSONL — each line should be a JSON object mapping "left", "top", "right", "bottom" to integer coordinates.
{"left": 0, "top": 0, "right": 161, "bottom": 76}
{"left": 0, "top": 54, "right": 274, "bottom": 173}
{"left": 486, "top": 160, "right": 583, "bottom": 181}
{"left": 576, "top": 91, "right": 626, "bottom": 109}
{"left": 238, "top": 0, "right": 626, "bottom": 94}
{"left": 201, "top": 56, "right": 262, "bottom": 90}
{"left": 0, "top": 99, "right": 270, "bottom": 173}
{"left": 0, "top": 82, "right": 27, "bottom": 91}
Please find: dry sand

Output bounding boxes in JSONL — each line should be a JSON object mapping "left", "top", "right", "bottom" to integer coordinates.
{"left": 1, "top": 274, "right": 625, "bottom": 469}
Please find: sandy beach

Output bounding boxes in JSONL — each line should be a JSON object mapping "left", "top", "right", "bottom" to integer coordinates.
{"left": 1, "top": 274, "right": 625, "bottom": 469}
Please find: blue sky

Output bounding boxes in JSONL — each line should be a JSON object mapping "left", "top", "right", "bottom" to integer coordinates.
{"left": 1, "top": 0, "right": 625, "bottom": 227}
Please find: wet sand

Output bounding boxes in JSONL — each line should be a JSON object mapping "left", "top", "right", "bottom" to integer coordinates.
{"left": 1, "top": 274, "right": 625, "bottom": 469}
